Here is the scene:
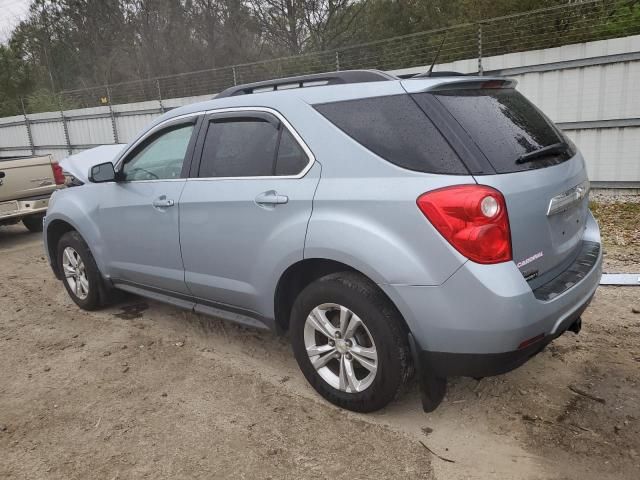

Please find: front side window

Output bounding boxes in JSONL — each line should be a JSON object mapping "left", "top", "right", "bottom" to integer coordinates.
{"left": 121, "top": 124, "right": 195, "bottom": 181}
{"left": 198, "top": 114, "right": 309, "bottom": 178}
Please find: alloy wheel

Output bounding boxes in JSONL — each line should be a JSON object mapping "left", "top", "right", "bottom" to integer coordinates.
{"left": 62, "top": 246, "right": 89, "bottom": 300}
{"left": 303, "top": 303, "right": 378, "bottom": 393}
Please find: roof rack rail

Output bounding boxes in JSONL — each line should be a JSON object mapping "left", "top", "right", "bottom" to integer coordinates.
{"left": 215, "top": 69, "right": 396, "bottom": 99}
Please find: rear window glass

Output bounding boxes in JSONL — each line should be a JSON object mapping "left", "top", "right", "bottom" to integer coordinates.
{"left": 421, "top": 89, "right": 574, "bottom": 173}
{"left": 314, "top": 95, "right": 468, "bottom": 175}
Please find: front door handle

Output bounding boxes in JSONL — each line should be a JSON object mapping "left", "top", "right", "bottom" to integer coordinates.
{"left": 152, "top": 196, "right": 175, "bottom": 208}
{"left": 255, "top": 190, "right": 289, "bottom": 206}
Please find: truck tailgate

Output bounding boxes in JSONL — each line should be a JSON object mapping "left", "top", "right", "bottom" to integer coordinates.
{"left": 0, "top": 156, "right": 57, "bottom": 202}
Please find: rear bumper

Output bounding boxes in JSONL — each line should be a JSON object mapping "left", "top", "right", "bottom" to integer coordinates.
{"left": 0, "top": 195, "right": 50, "bottom": 222}
{"left": 420, "top": 295, "right": 590, "bottom": 378}
{"left": 381, "top": 211, "right": 602, "bottom": 376}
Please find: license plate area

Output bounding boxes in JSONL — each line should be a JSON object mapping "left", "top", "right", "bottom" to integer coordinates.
{"left": 548, "top": 198, "right": 587, "bottom": 249}
{"left": 0, "top": 200, "right": 19, "bottom": 215}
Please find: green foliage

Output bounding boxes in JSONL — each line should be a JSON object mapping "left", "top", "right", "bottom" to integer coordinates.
{"left": 1, "top": 0, "right": 639, "bottom": 115}
{"left": 23, "top": 89, "right": 78, "bottom": 113}
{"left": 602, "top": 2, "right": 640, "bottom": 36}
{"left": 0, "top": 43, "right": 34, "bottom": 117}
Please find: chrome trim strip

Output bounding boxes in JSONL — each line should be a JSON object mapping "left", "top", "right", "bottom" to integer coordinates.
{"left": 114, "top": 106, "right": 316, "bottom": 181}
{"left": 113, "top": 178, "right": 186, "bottom": 184}
{"left": 547, "top": 180, "right": 589, "bottom": 216}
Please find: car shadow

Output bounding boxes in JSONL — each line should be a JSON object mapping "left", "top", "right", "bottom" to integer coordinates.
{"left": 0, "top": 224, "right": 42, "bottom": 250}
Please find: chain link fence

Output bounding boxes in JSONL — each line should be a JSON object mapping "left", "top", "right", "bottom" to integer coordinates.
{"left": 31, "top": 0, "right": 636, "bottom": 111}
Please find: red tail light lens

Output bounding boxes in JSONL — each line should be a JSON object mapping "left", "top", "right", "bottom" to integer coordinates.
{"left": 417, "top": 185, "right": 512, "bottom": 264}
{"left": 51, "top": 162, "right": 65, "bottom": 185}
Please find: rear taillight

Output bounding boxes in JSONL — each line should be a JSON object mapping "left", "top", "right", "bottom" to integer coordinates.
{"left": 417, "top": 185, "right": 512, "bottom": 264}
{"left": 51, "top": 162, "right": 65, "bottom": 185}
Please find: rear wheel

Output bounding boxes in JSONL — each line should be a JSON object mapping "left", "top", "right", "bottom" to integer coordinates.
{"left": 57, "top": 231, "right": 104, "bottom": 310}
{"left": 291, "top": 272, "right": 411, "bottom": 412}
{"left": 22, "top": 214, "right": 44, "bottom": 232}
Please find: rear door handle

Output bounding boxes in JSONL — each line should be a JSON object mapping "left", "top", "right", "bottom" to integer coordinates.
{"left": 152, "top": 196, "right": 175, "bottom": 208}
{"left": 255, "top": 190, "right": 289, "bottom": 206}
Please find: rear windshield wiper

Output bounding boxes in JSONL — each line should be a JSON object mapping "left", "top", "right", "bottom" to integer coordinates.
{"left": 516, "top": 142, "right": 569, "bottom": 164}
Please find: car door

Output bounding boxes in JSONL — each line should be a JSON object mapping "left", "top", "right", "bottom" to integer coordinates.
{"left": 97, "top": 115, "right": 201, "bottom": 294}
{"left": 179, "top": 108, "right": 319, "bottom": 318}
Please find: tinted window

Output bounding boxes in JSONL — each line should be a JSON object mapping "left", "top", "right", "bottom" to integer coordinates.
{"left": 276, "top": 129, "right": 308, "bottom": 175}
{"left": 424, "top": 89, "right": 573, "bottom": 173}
{"left": 199, "top": 119, "right": 278, "bottom": 177}
{"left": 122, "top": 124, "right": 194, "bottom": 181}
{"left": 314, "top": 95, "right": 467, "bottom": 174}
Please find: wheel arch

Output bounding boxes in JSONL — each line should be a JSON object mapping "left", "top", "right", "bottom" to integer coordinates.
{"left": 45, "top": 212, "right": 104, "bottom": 280}
{"left": 273, "top": 257, "right": 410, "bottom": 334}
{"left": 46, "top": 219, "right": 78, "bottom": 279}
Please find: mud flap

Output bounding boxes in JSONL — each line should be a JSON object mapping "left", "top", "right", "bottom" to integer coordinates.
{"left": 568, "top": 317, "right": 582, "bottom": 334}
{"left": 408, "top": 333, "right": 447, "bottom": 413}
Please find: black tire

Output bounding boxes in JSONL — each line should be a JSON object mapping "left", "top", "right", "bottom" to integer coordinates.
{"left": 290, "top": 272, "right": 411, "bottom": 412}
{"left": 57, "top": 231, "right": 105, "bottom": 310}
{"left": 22, "top": 214, "right": 44, "bottom": 232}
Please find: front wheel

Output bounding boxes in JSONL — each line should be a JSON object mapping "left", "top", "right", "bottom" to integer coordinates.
{"left": 57, "top": 231, "right": 104, "bottom": 310}
{"left": 290, "top": 272, "right": 411, "bottom": 412}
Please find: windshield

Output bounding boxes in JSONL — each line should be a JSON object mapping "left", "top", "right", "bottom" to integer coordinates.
{"left": 415, "top": 88, "right": 575, "bottom": 173}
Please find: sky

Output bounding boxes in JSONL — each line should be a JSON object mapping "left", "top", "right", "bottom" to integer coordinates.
{"left": 0, "top": 0, "right": 30, "bottom": 44}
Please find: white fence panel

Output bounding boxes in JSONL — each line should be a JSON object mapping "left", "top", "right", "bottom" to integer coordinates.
{"left": 0, "top": 124, "right": 30, "bottom": 149}
{"left": 1, "top": 37, "right": 639, "bottom": 184}
{"left": 30, "top": 112, "right": 66, "bottom": 148}
{"left": 67, "top": 114, "right": 114, "bottom": 146}
{"left": 566, "top": 127, "right": 640, "bottom": 183}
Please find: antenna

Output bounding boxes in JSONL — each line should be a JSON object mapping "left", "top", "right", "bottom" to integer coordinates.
{"left": 426, "top": 34, "right": 447, "bottom": 77}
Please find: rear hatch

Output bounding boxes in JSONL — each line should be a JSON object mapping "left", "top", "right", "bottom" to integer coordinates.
{"left": 406, "top": 79, "right": 590, "bottom": 283}
{"left": 0, "top": 155, "right": 58, "bottom": 203}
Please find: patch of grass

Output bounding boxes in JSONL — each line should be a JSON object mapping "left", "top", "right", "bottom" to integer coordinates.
{"left": 590, "top": 201, "right": 640, "bottom": 248}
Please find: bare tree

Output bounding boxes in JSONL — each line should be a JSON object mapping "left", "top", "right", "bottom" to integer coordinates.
{"left": 249, "top": 0, "right": 305, "bottom": 54}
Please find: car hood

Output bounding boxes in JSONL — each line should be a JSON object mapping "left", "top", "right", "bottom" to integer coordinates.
{"left": 59, "top": 144, "right": 126, "bottom": 184}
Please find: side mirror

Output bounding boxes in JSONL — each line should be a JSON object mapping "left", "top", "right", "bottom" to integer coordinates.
{"left": 89, "top": 162, "right": 116, "bottom": 183}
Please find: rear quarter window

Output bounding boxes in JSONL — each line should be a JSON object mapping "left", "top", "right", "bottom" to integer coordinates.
{"left": 314, "top": 95, "right": 468, "bottom": 175}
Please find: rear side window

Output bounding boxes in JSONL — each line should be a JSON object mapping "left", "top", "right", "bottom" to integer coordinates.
{"left": 314, "top": 95, "right": 468, "bottom": 175}
{"left": 198, "top": 115, "right": 310, "bottom": 178}
{"left": 276, "top": 129, "right": 308, "bottom": 175}
{"left": 199, "top": 119, "right": 278, "bottom": 177}
{"left": 420, "top": 89, "right": 574, "bottom": 173}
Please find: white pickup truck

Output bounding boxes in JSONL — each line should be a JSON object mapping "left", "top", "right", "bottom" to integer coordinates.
{"left": 0, "top": 155, "right": 65, "bottom": 232}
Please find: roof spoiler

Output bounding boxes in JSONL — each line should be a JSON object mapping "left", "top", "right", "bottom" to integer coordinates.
{"left": 398, "top": 71, "right": 467, "bottom": 79}
{"left": 424, "top": 77, "right": 518, "bottom": 92}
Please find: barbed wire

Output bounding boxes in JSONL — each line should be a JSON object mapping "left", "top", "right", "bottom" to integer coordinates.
{"left": 32, "top": 0, "right": 640, "bottom": 111}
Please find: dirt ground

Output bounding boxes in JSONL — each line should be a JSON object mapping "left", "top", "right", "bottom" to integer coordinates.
{"left": 1, "top": 202, "right": 639, "bottom": 479}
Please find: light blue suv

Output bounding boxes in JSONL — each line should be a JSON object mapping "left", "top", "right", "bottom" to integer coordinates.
{"left": 44, "top": 70, "right": 602, "bottom": 412}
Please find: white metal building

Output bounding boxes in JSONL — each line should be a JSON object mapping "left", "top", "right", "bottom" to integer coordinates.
{"left": 1, "top": 35, "right": 639, "bottom": 186}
